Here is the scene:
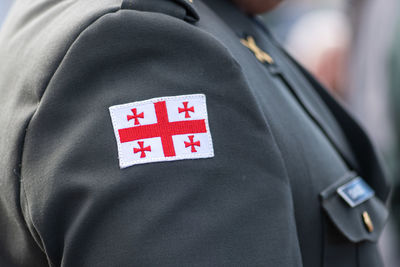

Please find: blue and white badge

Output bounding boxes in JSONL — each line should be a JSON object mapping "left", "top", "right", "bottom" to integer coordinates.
{"left": 337, "top": 177, "right": 375, "bottom": 207}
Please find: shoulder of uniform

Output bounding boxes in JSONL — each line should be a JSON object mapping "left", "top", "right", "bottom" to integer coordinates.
{"left": 121, "top": 0, "right": 199, "bottom": 23}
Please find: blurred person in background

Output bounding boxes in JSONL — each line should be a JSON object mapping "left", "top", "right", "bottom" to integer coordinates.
{"left": 284, "top": 8, "right": 350, "bottom": 99}
{"left": 263, "top": 0, "right": 400, "bottom": 266}
{"left": 388, "top": 7, "right": 400, "bottom": 265}
{"left": 346, "top": 0, "right": 398, "bottom": 176}
{"left": 346, "top": 0, "right": 400, "bottom": 265}
{"left": 261, "top": 0, "right": 350, "bottom": 95}
{"left": 0, "top": 0, "right": 13, "bottom": 27}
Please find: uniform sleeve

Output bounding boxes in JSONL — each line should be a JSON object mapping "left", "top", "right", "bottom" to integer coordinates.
{"left": 20, "top": 10, "right": 303, "bottom": 266}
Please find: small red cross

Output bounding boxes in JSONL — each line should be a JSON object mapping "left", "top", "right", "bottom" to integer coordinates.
{"left": 134, "top": 141, "right": 151, "bottom": 158}
{"left": 127, "top": 108, "right": 144, "bottom": 125}
{"left": 178, "top": 102, "right": 195, "bottom": 118}
{"left": 118, "top": 101, "right": 207, "bottom": 157}
{"left": 184, "top": 135, "right": 201, "bottom": 153}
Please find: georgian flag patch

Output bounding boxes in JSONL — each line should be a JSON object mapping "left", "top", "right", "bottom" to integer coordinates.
{"left": 109, "top": 94, "right": 214, "bottom": 168}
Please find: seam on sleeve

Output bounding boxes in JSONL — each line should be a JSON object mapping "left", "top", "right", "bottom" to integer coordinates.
{"left": 20, "top": 181, "right": 55, "bottom": 267}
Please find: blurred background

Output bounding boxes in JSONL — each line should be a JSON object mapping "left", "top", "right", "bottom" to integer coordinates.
{"left": 261, "top": 0, "right": 400, "bottom": 266}
{"left": 1, "top": 0, "right": 399, "bottom": 266}
{"left": 0, "top": 0, "right": 12, "bottom": 26}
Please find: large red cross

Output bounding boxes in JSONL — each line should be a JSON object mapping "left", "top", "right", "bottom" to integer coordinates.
{"left": 118, "top": 101, "right": 207, "bottom": 157}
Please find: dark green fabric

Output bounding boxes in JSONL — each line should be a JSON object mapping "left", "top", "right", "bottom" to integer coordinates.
{"left": 0, "top": 0, "right": 390, "bottom": 266}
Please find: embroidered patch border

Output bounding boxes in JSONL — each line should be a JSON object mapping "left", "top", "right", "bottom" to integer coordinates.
{"left": 109, "top": 94, "right": 214, "bottom": 168}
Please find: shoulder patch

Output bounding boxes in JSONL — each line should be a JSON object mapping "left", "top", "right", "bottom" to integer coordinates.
{"left": 109, "top": 94, "right": 214, "bottom": 168}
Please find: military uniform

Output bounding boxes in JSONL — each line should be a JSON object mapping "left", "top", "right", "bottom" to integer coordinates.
{"left": 0, "top": 0, "right": 390, "bottom": 266}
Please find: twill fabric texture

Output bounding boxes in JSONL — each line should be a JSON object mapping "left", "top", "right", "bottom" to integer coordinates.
{"left": 0, "top": 0, "right": 390, "bottom": 266}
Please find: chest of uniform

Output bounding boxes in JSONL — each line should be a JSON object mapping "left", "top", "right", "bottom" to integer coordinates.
{"left": 195, "top": 5, "right": 388, "bottom": 266}
{"left": 197, "top": 7, "right": 349, "bottom": 194}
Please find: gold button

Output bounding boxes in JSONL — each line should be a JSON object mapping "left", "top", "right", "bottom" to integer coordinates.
{"left": 362, "top": 211, "right": 374, "bottom": 233}
{"left": 188, "top": 0, "right": 193, "bottom": 3}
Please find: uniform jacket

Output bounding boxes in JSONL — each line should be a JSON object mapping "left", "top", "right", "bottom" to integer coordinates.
{"left": 0, "top": 0, "right": 391, "bottom": 266}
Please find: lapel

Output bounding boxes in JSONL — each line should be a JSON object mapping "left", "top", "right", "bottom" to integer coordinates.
{"left": 200, "top": 0, "right": 389, "bottom": 200}
{"left": 200, "top": 0, "right": 360, "bottom": 174}
{"left": 271, "top": 48, "right": 361, "bottom": 172}
{"left": 259, "top": 21, "right": 389, "bottom": 200}
{"left": 291, "top": 59, "right": 391, "bottom": 201}
{"left": 248, "top": 19, "right": 360, "bottom": 174}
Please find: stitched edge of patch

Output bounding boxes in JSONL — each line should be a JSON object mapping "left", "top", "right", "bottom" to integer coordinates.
{"left": 109, "top": 94, "right": 214, "bottom": 168}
